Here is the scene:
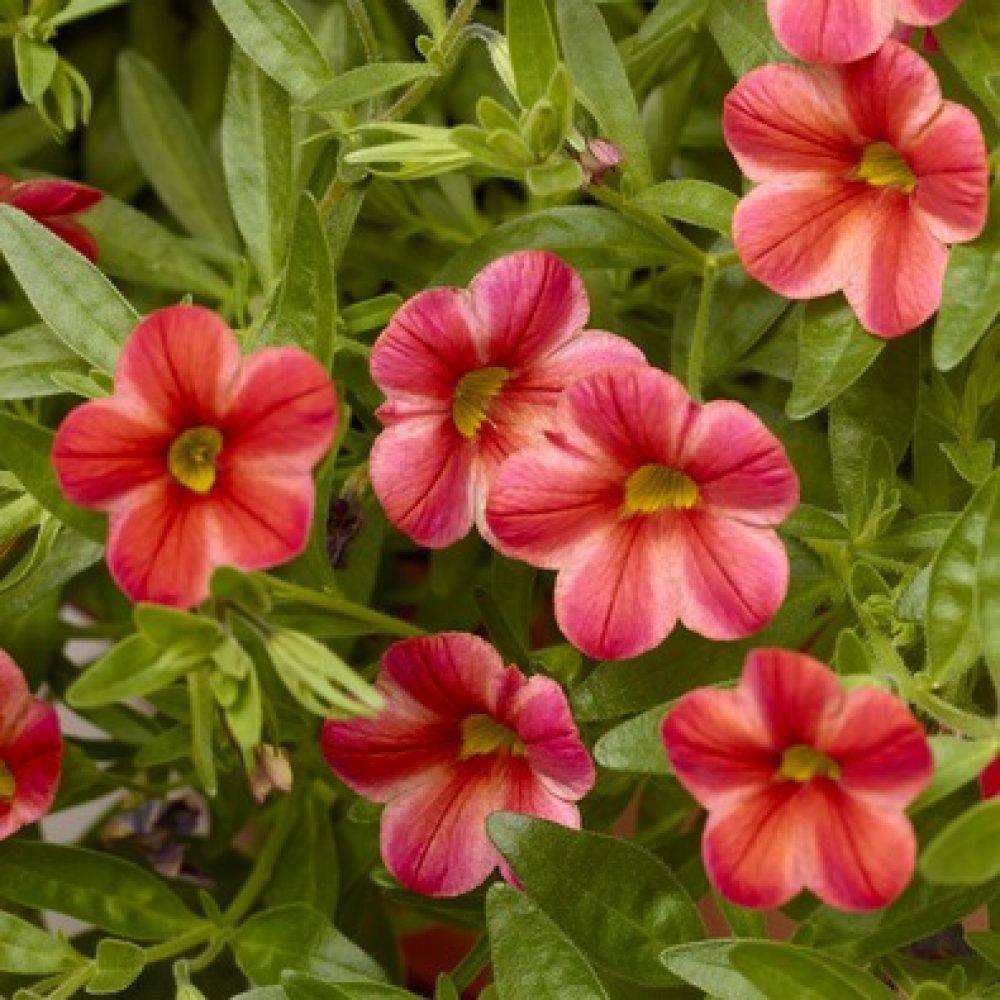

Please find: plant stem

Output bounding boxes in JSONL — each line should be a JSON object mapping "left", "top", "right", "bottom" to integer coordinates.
{"left": 450, "top": 933, "right": 492, "bottom": 991}
{"left": 143, "top": 924, "right": 216, "bottom": 964}
{"left": 44, "top": 965, "right": 95, "bottom": 1000}
{"left": 345, "top": 0, "right": 380, "bottom": 63}
{"left": 686, "top": 259, "right": 717, "bottom": 402}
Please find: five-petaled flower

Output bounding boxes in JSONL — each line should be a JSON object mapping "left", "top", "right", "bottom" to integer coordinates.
{"left": 768, "top": 0, "right": 961, "bottom": 64}
{"left": 369, "top": 250, "right": 645, "bottom": 548}
{"left": 725, "top": 41, "right": 988, "bottom": 338}
{"left": 321, "top": 632, "right": 595, "bottom": 897}
{"left": 52, "top": 305, "right": 338, "bottom": 608}
{"left": 0, "top": 650, "right": 62, "bottom": 841}
{"left": 486, "top": 366, "right": 798, "bottom": 660}
{"left": 980, "top": 756, "right": 1000, "bottom": 800}
{"left": 662, "top": 648, "right": 933, "bottom": 911}
{"left": 0, "top": 175, "right": 103, "bottom": 262}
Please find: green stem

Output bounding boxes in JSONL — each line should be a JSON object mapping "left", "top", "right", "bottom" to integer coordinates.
{"left": 143, "top": 924, "right": 216, "bottom": 965}
{"left": 686, "top": 260, "right": 717, "bottom": 402}
{"left": 44, "top": 965, "right": 95, "bottom": 1000}
{"left": 450, "top": 933, "right": 492, "bottom": 991}
{"left": 345, "top": 0, "right": 380, "bottom": 63}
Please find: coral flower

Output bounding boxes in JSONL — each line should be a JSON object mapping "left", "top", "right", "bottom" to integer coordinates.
{"left": 321, "top": 632, "right": 595, "bottom": 897}
{"left": 725, "top": 41, "right": 988, "bottom": 338}
{"left": 663, "top": 649, "right": 933, "bottom": 911}
{"left": 0, "top": 650, "right": 62, "bottom": 840}
{"left": 369, "top": 250, "right": 645, "bottom": 548}
{"left": 485, "top": 366, "right": 798, "bottom": 660}
{"left": 52, "top": 305, "right": 337, "bottom": 608}
{"left": 980, "top": 756, "right": 1000, "bottom": 800}
{"left": 768, "top": 0, "right": 961, "bottom": 64}
{"left": 0, "top": 175, "right": 103, "bottom": 262}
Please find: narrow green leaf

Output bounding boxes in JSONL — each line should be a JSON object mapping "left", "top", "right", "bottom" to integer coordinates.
{"left": 209, "top": 0, "right": 334, "bottom": 102}
{"left": 118, "top": 51, "right": 237, "bottom": 247}
{"left": 0, "top": 842, "right": 204, "bottom": 941}
{"left": 593, "top": 703, "right": 670, "bottom": 774}
{"left": 304, "top": 63, "right": 439, "bottom": 111}
{"left": 52, "top": 0, "right": 132, "bottom": 25}
{"left": 188, "top": 668, "right": 218, "bottom": 796}
{"left": 0, "top": 205, "right": 137, "bottom": 372}
{"left": 911, "top": 736, "right": 999, "bottom": 813}
{"left": 967, "top": 931, "right": 1000, "bottom": 971}
{"left": 486, "top": 884, "right": 610, "bottom": 1000}
{"left": 282, "top": 976, "right": 416, "bottom": 1000}
{"left": 474, "top": 586, "right": 530, "bottom": 671}
{"left": 506, "top": 0, "right": 560, "bottom": 109}
{"left": 0, "top": 912, "right": 72, "bottom": 976}
{"left": 921, "top": 799, "right": 1000, "bottom": 885}
{"left": 13, "top": 36, "right": 58, "bottom": 105}
{"left": 0, "top": 325, "right": 90, "bottom": 399}
{"left": 706, "top": 0, "right": 791, "bottom": 77}
{"left": 661, "top": 940, "right": 766, "bottom": 1000}
{"left": 488, "top": 813, "right": 703, "bottom": 986}
{"left": 555, "top": 0, "right": 652, "bottom": 188}
{"left": 223, "top": 47, "right": 295, "bottom": 289}
{"left": 632, "top": 180, "right": 737, "bottom": 234}
{"left": 935, "top": 5, "right": 1000, "bottom": 126}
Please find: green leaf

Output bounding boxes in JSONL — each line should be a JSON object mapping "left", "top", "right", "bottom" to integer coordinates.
{"left": 87, "top": 939, "right": 145, "bottom": 995}
{"left": 555, "top": 0, "right": 652, "bottom": 188}
{"left": 0, "top": 324, "right": 90, "bottom": 399}
{"left": 282, "top": 976, "right": 416, "bottom": 1000}
{"left": 663, "top": 940, "right": 767, "bottom": 1000}
{"left": 13, "top": 36, "right": 58, "bottom": 105}
{"left": 0, "top": 204, "right": 138, "bottom": 373}
{"left": 506, "top": 0, "right": 560, "bottom": 109}
{"left": 706, "top": 0, "right": 790, "bottom": 77}
{"left": 488, "top": 813, "right": 703, "bottom": 986}
{"left": 474, "top": 585, "right": 530, "bottom": 671}
{"left": 926, "top": 470, "right": 1000, "bottom": 684}
{"left": 786, "top": 299, "right": 884, "bottom": 420}
{"left": 134, "top": 603, "right": 221, "bottom": 648}
{"left": 935, "top": 4, "right": 1000, "bottom": 126}
{"left": 632, "top": 180, "right": 737, "bottom": 234}
{"left": 66, "top": 634, "right": 208, "bottom": 708}
{"left": 188, "top": 668, "right": 218, "bottom": 796}
{"left": 921, "top": 798, "right": 1000, "bottom": 885}
{"left": 405, "top": 0, "right": 447, "bottom": 38}
{"left": 967, "top": 931, "right": 1000, "bottom": 971}
{"left": 304, "top": 63, "right": 439, "bottom": 112}
{"left": 486, "top": 884, "right": 610, "bottom": 1000}
{"left": 0, "top": 842, "right": 204, "bottom": 941}
{"left": 233, "top": 904, "right": 385, "bottom": 986}
{"left": 0, "top": 912, "right": 73, "bottom": 976}
{"left": 118, "top": 51, "right": 237, "bottom": 247}
{"left": 51, "top": 0, "right": 132, "bottom": 24}
{"left": 257, "top": 192, "right": 336, "bottom": 366}
{"left": 911, "top": 736, "right": 999, "bottom": 813}
{"left": 209, "top": 0, "right": 334, "bottom": 102}
{"left": 593, "top": 703, "right": 669, "bottom": 774}
{"left": 223, "top": 47, "right": 295, "bottom": 289}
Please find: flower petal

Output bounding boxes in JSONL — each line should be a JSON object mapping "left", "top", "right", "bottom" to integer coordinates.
{"left": 222, "top": 347, "right": 337, "bottom": 471}
{"left": 115, "top": 306, "right": 242, "bottom": 428}
{"left": 767, "top": 0, "right": 895, "bottom": 64}
{"left": 724, "top": 63, "right": 859, "bottom": 180}
{"left": 9, "top": 179, "right": 102, "bottom": 217}
{"left": 52, "top": 398, "right": 170, "bottom": 509}
{"left": 980, "top": 756, "right": 1000, "bottom": 800}
{"left": 662, "top": 687, "right": 777, "bottom": 810}
{"left": 807, "top": 783, "right": 917, "bottom": 910}
{"left": 106, "top": 480, "right": 214, "bottom": 608}
{"left": 732, "top": 180, "right": 873, "bottom": 300}
{"left": 844, "top": 191, "right": 948, "bottom": 337}
{"left": 675, "top": 515, "right": 790, "bottom": 641}
{"left": 38, "top": 217, "right": 99, "bottom": 262}
{"left": 895, "top": 0, "right": 963, "bottom": 24}
{"left": 682, "top": 400, "right": 799, "bottom": 526}
{"left": 554, "top": 517, "right": 680, "bottom": 660}
{"left": 817, "top": 686, "right": 932, "bottom": 809}
{"left": 0, "top": 701, "right": 61, "bottom": 840}
{"left": 371, "top": 287, "right": 482, "bottom": 401}
{"left": 470, "top": 251, "right": 589, "bottom": 367}
{"left": 0, "top": 651, "right": 35, "bottom": 746}
{"left": 908, "top": 103, "right": 989, "bottom": 243}
{"left": 370, "top": 413, "right": 476, "bottom": 548}
{"left": 526, "top": 329, "right": 647, "bottom": 384}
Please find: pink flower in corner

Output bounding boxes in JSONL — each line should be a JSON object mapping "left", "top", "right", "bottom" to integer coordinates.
{"left": 980, "top": 756, "right": 1000, "bottom": 799}
{"left": 321, "top": 632, "right": 594, "bottom": 897}
{"left": 486, "top": 366, "right": 798, "bottom": 661}
{"left": 663, "top": 649, "right": 933, "bottom": 911}
{"left": 725, "top": 41, "right": 988, "bottom": 338}
{"left": 0, "top": 175, "right": 103, "bottom": 262}
{"left": 369, "top": 250, "right": 645, "bottom": 548}
{"left": 52, "top": 305, "right": 337, "bottom": 608}
{"left": 768, "top": 0, "right": 961, "bottom": 64}
{"left": 0, "top": 650, "right": 62, "bottom": 840}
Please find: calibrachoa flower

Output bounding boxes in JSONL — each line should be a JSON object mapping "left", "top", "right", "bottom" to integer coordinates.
{"left": 0, "top": 175, "right": 103, "bottom": 262}
{"left": 486, "top": 366, "right": 798, "bottom": 660}
{"left": 980, "top": 756, "right": 1000, "bottom": 799}
{"left": 725, "top": 41, "right": 988, "bottom": 338}
{"left": 369, "top": 250, "right": 645, "bottom": 548}
{"left": 663, "top": 649, "right": 933, "bottom": 911}
{"left": 0, "top": 650, "right": 62, "bottom": 840}
{"left": 768, "top": 0, "right": 961, "bottom": 64}
{"left": 52, "top": 305, "right": 337, "bottom": 608}
{"left": 321, "top": 632, "right": 595, "bottom": 897}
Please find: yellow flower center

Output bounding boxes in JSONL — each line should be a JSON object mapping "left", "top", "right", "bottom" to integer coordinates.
{"left": 167, "top": 426, "right": 224, "bottom": 495}
{"left": 849, "top": 142, "right": 916, "bottom": 194}
{"left": 623, "top": 464, "right": 699, "bottom": 515}
{"left": 452, "top": 367, "right": 509, "bottom": 439}
{"left": 459, "top": 713, "right": 525, "bottom": 760}
{"left": 777, "top": 744, "right": 841, "bottom": 783}
{"left": 0, "top": 761, "right": 15, "bottom": 802}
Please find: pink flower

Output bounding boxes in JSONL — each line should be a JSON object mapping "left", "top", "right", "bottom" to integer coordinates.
{"left": 321, "top": 632, "right": 595, "bottom": 897}
{"left": 369, "top": 251, "right": 645, "bottom": 548}
{"left": 52, "top": 305, "right": 337, "bottom": 608}
{"left": 768, "top": 0, "right": 961, "bottom": 64}
{"left": 0, "top": 650, "right": 62, "bottom": 840}
{"left": 980, "top": 756, "right": 1000, "bottom": 800}
{"left": 0, "top": 175, "right": 103, "bottom": 262}
{"left": 663, "top": 649, "right": 933, "bottom": 911}
{"left": 485, "top": 366, "right": 798, "bottom": 660}
{"left": 725, "top": 41, "right": 988, "bottom": 338}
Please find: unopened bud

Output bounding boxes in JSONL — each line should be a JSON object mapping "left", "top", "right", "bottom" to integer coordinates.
{"left": 578, "top": 138, "right": 624, "bottom": 185}
{"left": 249, "top": 745, "right": 293, "bottom": 804}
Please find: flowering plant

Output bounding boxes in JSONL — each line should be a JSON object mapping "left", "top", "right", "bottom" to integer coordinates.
{"left": 0, "top": 1, "right": 998, "bottom": 999}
